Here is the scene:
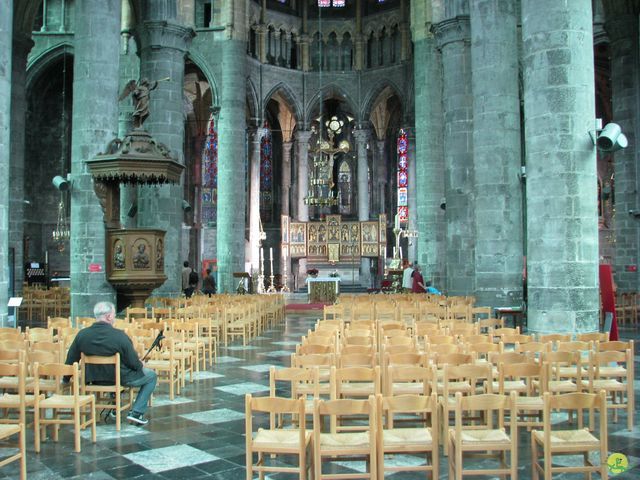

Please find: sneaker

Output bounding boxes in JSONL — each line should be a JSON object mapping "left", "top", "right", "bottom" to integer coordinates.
{"left": 126, "top": 411, "right": 149, "bottom": 426}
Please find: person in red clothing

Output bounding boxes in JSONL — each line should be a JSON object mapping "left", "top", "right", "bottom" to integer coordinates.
{"left": 412, "top": 264, "right": 426, "bottom": 293}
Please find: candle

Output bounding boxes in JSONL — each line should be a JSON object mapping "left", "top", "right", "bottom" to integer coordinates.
{"left": 270, "top": 247, "right": 273, "bottom": 261}
{"left": 394, "top": 214, "right": 400, "bottom": 230}
{"left": 260, "top": 247, "right": 264, "bottom": 274}
{"left": 393, "top": 247, "right": 397, "bottom": 258}
{"left": 45, "top": 250, "right": 48, "bottom": 265}
{"left": 399, "top": 247, "right": 403, "bottom": 259}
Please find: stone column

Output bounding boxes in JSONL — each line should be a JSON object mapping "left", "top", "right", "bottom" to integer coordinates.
{"left": 433, "top": 15, "right": 474, "bottom": 296}
{"left": 296, "top": 131, "right": 312, "bottom": 223}
{"left": 412, "top": 2, "right": 445, "bottom": 287}
{"left": 281, "top": 141, "right": 293, "bottom": 217}
{"left": 217, "top": 34, "right": 248, "bottom": 293}
{"left": 299, "top": 35, "right": 311, "bottom": 72}
{"left": 256, "top": 25, "right": 267, "bottom": 63}
{"left": 70, "top": 0, "right": 121, "bottom": 317}
{"left": 0, "top": 0, "right": 12, "bottom": 324}
{"left": 284, "top": 32, "right": 292, "bottom": 68}
{"left": 9, "top": 35, "right": 33, "bottom": 299}
{"left": 376, "top": 140, "right": 387, "bottom": 215}
{"left": 470, "top": 0, "right": 523, "bottom": 308}
{"left": 607, "top": 14, "right": 639, "bottom": 292}
{"left": 522, "top": 0, "right": 598, "bottom": 333}
{"left": 406, "top": 127, "right": 417, "bottom": 262}
{"left": 249, "top": 128, "right": 265, "bottom": 274}
{"left": 281, "top": 141, "right": 293, "bottom": 282}
{"left": 137, "top": 20, "right": 194, "bottom": 296}
{"left": 296, "top": 130, "right": 311, "bottom": 280}
{"left": 354, "top": 128, "right": 371, "bottom": 287}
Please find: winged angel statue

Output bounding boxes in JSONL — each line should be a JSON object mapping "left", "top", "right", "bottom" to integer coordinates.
{"left": 119, "top": 77, "right": 169, "bottom": 128}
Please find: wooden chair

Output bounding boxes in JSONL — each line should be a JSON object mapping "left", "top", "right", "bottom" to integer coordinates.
{"left": 477, "top": 317, "right": 504, "bottom": 334}
{"left": 531, "top": 391, "right": 607, "bottom": 480}
{"left": 33, "top": 362, "right": 96, "bottom": 453}
{"left": 125, "top": 307, "right": 148, "bottom": 322}
{"left": 537, "top": 333, "right": 571, "bottom": 344}
{"left": 245, "top": 395, "right": 312, "bottom": 479}
{"left": 448, "top": 391, "right": 518, "bottom": 479}
{"left": 0, "top": 362, "right": 40, "bottom": 438}
{"left": 497, "top": 361, "right": 546, "bottom": 429}
{"left": 377, "top": 393, "right": 439, "bottom": 478}
{"left": 576, "top": 332, "right": 609, "bottom": 343}
{"left": 0, "top": 424, "right": 26, "bottom": 480}
{"left": 313, "top": 397, "right": 377, "bottom": 479}
{"left": 582, "top": 349, "right": 634, "bottom": 430}
{"left": 440, "top": 363, "right": 493, "bottom": 455}
{"left": 334, "top": 366, "right": 381, "bottom": 401}
{"left": 80, "top": 353, "right": 132, "bottom": 431}
{"left": 146, "top": 337, "right": 181, "bottom": 400}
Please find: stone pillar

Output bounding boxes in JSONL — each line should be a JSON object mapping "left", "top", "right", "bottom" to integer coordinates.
{"left": 412, "top": 2, "right": 445, "bottom": 287}
{"left": 249, "top": 128, "right": 265, "bottom": 274}
{"left": 354, "top": 128, "right": 371, "bottom": 287}
{"left": 284, "top": 32, "right": 292, "bottom": 68}
{"left": 70, "top": 0, "right": 121, "bottom": 317}
{"left": 281, "top": 141, "right": 293, "bottom": 217}
{"left": 9, "top": 35, "right": 33, "bottom": 299}
{"left": 522, "top": 0, "right": 598, "bottom": 333}
{"left": 470, "top": 0, "right": 523, "bottom": 308}
{"left": 296, "top": 131, "right": 312, "bottom": 223}
{"left": 296, "top": 130, "right": 311, "bottom": 280}
{"left": 299, "top": 35, "right": 311, "bottom": 72}
{"left": 607, "top": 15, "right": 639, "bottom": 292}
{"left": 257, "top": 25, "right": 267, "bottom": 63}
{"left": 376, "top": 140, "right": 387, "bottom": 216}
{"left": 433, "top": 15, "right": 474, "bottom": 296}
{"left": 0, "top": 0, "right": 12, "bottom": 324}
{"left": 217, "top": 38, "right": 248, "bottom": 293}
{"left": 406, "top": 128, "right": 417, "bottom": 262}
{"left": 137, "top": 20, "right": 194, "bottom": 296}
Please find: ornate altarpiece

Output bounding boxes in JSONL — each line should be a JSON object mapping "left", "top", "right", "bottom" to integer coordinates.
{"left": 282, "top": 214, "right": 387, "bottom": 263}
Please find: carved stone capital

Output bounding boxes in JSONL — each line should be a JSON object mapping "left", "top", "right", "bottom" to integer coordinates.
{"left": 432, "top": 15, "right": 470, "bottom": 50}
{"left": 353, "top": 127, "right": 370, "bottom": 145}
{"left": 139, "top": 20, "right": 195, "bottom": 53}
{"left": 295, "top": 130, "right": 313, "bottom": 144}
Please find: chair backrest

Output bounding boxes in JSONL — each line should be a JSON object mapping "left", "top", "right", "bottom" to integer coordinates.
{"left": 292, "top": 352, "right": 335, "bottom": 369}
{"left": 556, "top": 340, "right": 592, "bottom": 353}
{"left": 597, "top": 340, "right": 634, "bottom": 352}
{"left": 80, "top": 352, "right": 121, "bottom": 387}
{"left": 245, "top": 394, "right": 306, "bottom": 448}
{"left": 34, "top": 362, "right": 79, "bottom": 397}
{"left": 334, "top": 366, "right": 381, "bottom": 398}
{"left": 378, "top": 393, "right": 438, "bottom": 432}
{"left": 433, "top": 352, "right": 473, "bottom": 368}
{"left": 454, "top": 391, "right": 517, "bottom": 438}
{"left": 499, "top": 362, "right": 546, "bottom": 395}
{"left": 339, "top": 353, "right": 376, "bottom": 368}
{"left": 126, "top": 307, "right": 148, "bottom": 321}
{"left": 313, "top": 396, "right": 376, "bottom": 433}
{"left": 296, "top": 344, "right": 334, "bottom": 355}
{"left": 443, "top": 363, "right": 493, "bottom": 399}
{"left": 270, "top": 366, "right": 320, "bottom": 399}
{"left": 386, "top": 352, "right": 427, "bottom": 367}
{"left": 543, "top": 350, "right": 580, "bottom": 382}
{"left": 576, "top": 332, "right": 609, "bottom": 343}
{"left": 387, "top": 365, "right": 436, "bottom": 396}
{"left": 538, "top": 333, "right": 571, "bottom": 344}
{"left": 542, "top": 391, "right": 606, "bottom": 437}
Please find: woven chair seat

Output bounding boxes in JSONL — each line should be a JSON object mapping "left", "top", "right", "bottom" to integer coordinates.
{"left": 320, "top": 431, "right": 370, "bottom": 448}
{"left": 491, "top": 380, "right": 527, "bottom": 392}
{"left": 534, "top": 428, "right": 599, "bottom": 445}
{"left": 254, "top": 428, "right": 311, "bottom": 446}
{"left": 40, "top": 394, "right": 93, "bottom": 408}
{"left": 383, "top": 427, "right": 432, "bottom": 445}
{"left": 457, "top": 428, "right": 510, "bottom": 444}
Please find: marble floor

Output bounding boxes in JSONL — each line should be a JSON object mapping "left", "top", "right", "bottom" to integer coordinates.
{"left": 0, "top": 311, "right": 638, "bottom": 479}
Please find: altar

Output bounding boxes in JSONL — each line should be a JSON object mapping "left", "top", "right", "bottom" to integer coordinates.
{"left": 306, "top": 277, "right": 341, "bottom": 303}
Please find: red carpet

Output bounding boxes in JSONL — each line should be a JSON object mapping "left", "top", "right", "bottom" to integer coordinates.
{"left": 286, "top": 303, "right": 328, "bottom": 311}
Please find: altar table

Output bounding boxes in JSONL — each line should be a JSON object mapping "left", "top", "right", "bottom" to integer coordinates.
{"left": 306, "top": 277, "right": 341, "bottom": 303}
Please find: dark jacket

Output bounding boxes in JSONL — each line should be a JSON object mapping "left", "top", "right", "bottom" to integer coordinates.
{"left": 202, "top": 273, "right": 216, "bottom": 293}
{"left": 65, "top": 322, "right": 144, "bottom": 385}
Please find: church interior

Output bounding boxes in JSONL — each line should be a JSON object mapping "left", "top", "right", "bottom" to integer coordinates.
{"left": 0, "top": 0, "right": 639, "bottom": 478}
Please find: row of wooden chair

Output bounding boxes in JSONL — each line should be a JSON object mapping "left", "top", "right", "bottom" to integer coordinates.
{"left": 246, "top": 390, "right": 609, "bottom": 480}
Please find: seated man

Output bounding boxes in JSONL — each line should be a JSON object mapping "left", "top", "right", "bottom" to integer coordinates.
{"left": 65, "top": 301, "right": 157, "bottom": 425}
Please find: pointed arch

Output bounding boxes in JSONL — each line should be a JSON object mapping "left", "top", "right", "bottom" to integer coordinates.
{"left": 305, "top": 83, "right": 358, "bottom": 126}
{"left": 360, "top": 80, "right": 405, "bottom": 126}
{"left": 187, "top": 52, "right": 219, "bottom": 107}
{"left": 263, "top": 82, "right": 303, "bottom": 126}
{"left": 26, "top": 42, "right": 74, "bottom": 94}
{"left": 246, "top": 78, "right": 260, "bottom": 124}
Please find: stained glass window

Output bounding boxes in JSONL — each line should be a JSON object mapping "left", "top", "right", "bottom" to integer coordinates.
{"left": 318, "top": 0, "right": 331, "bottom": 7}
{"left": 333, "top": 0, "right": 345, "bottom": 6}
{"left": 338, "top": 161, "right": 351, "bottom": 215}
{"left": 397, "top": 128, "right": 408, "bottom": 223}
{"left": 260, "top": 125, "right": 273, "bottom": 222}
{"left": 201, "top": 113, "right": 218, "bottom": 225}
